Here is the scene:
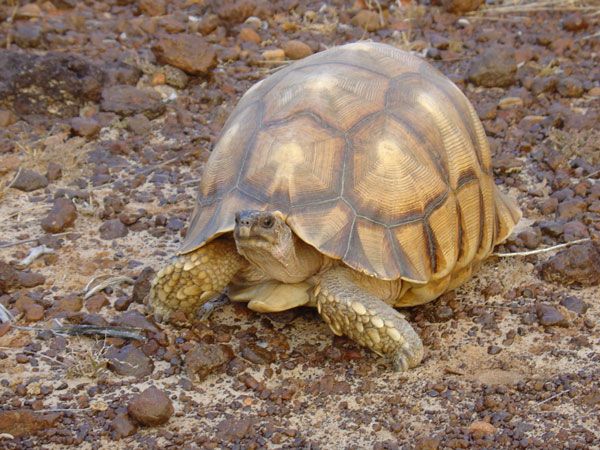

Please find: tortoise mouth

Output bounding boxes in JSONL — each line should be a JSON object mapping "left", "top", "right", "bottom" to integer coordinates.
{"left": 233, "top": 210, "right": 279, "bottom": 245}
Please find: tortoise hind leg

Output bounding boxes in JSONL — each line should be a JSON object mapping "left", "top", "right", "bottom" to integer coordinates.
{"left": 312, "top": 267, "right": 423, "bottom": 371}
{"left": 149, "top": 238, "right": 245, "bottom": 322}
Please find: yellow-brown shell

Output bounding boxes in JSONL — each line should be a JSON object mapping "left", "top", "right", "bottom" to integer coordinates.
{"left": 181, "top": 42, "right": 521, "bottom": 284}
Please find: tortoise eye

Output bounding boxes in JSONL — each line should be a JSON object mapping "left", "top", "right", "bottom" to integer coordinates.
{"left": 262, "top": 217, "right": 274, "bottom": 228}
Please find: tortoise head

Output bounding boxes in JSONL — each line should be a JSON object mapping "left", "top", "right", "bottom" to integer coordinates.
{"left": 233, "top": 210, "right": 291, "bottom": 255}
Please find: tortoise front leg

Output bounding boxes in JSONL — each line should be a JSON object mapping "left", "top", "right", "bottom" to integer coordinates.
{"left": 149, "top": 238, "right": 246, "bottom": 322}
{"left": 312, "top": 267, "right": 423, "bottom": 371}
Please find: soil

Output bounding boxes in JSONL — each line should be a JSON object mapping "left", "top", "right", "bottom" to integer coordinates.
{"left": 0, "top": 0, "right": 599, "bottom": 449}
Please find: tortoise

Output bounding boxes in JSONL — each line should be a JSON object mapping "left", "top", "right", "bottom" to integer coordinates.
{"left": 149, "top": 42, "right": 521, "bottom": 371}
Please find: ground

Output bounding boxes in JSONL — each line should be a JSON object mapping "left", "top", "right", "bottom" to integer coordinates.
{"left": 0, "top": 0, "right": 599, "bottom": 449}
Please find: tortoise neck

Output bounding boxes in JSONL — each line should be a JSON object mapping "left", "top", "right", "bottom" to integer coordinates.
{"left": 239, "top": 234, "right": 324, "bottom": 284}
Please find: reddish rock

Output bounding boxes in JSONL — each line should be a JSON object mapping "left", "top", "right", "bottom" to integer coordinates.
{"left": 562, "top": 13, "right": 588, "bottom": 32}
{"left": 70, "top": 117, "right": 101, "bottom": 137}
{"left": 0, "top": 410, "right": 61, "bottom": 437}
{"left": 442, "top": 0, "right": 483, "bottom": 13}
{"left": 41, "top": 198, "right": 77, "bottom": 233}
{"left": 0, "top": 261, "right": 19, "bottom": 294}
{"left": 99, "top": 219, "right": 129, "bottom": 240}
{"left": 351, "top": 10, "right": 383, "bottom": 32}
{"left": 0, "top": 109, "right": 18, "bottom": 127}
{"left": 15, "top": 295, "right": 44, "bottom": 322}
{"left": 131, "top": 267, "right": 156, "bottom": 304}
{"left": 468, "top": 46, "right": 517, "bottom": 88}
{"left": 111, "top": 413, "right": 138, "bottom": 439}
{"left": 557, "top": 77, "right": 584, "bottom": 98}
{"left": 139, "top": 0, "right": 165, "bottom": 16}
{"left": 185, "top": 343, "right": 234, "bottom": 381}
{"left": 107, "top": 344, "right": 154, "bottom": 377}
{"left": 540, "top": 242, "right": 600, "bottom": 286}
{"left": 536, "top": 303, "right": 569, "bottom": 327}
{"left": 16, "top": 271, "right": 45, "bottom": 288}
{"left": 101, "top": 85, "right": 165, "bottom": 119}
{"left": 152, "top": 34, "right": 217, "bottom": 76}
{"left": 127, "top": 386, "right": 173, "bottom": 426}
{"left": 283, "top": 40, "right": 313, "bottom": 60}
{"left": 85, "top": 294, "right": 109, "bottom": 313}
{"left": 46, "top": 162, "right": 62, "bottom": 181}
{"left": 468, "top": 420, "right": 497, "bottom": 436}
{"left": 238, "top": 27, "right": 261, "bottom": 44}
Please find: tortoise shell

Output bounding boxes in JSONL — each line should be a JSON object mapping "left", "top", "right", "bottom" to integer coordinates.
{"left": 180, "top": 42, "right": 521, "bottom": 284}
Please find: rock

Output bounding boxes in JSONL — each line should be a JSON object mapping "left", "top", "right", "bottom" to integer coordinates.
{"left": 442, "top": 0, "right": 483, "bottom": 13}
{"left": 498, "top": 97, "right": 523, "bottom": 110}
{"left": 351, "top": 10, "right": 383, "bottom": 32}
{"left": 112, "top": 310, "right": 159, "bottom": 334}
{"left": 468, "top": 420, "right": 497, "bottom": 436}
{"left": 111, "top": 413, "right": 138, "bottom": 439}
{"left": 557, "top": 77, "right": 584, "bottom": 98}
{"left": 467, "top": 46, "right": 517, "bottom": 88}
{"left": 0, "top": 109, "right": 18, "bottom": 127}
{"left": 139, "top": 0, "right": 165, "bottom": 16}
{"left": 557, "top": 199, "right": 587, "bottom": 220}
{"left": 152, "top": 34, "right": 217, "bottom": 76}
{"left": 107, "top": 344, "right": 154, "bottom": 377}
{"left": 283, "top": 40, "right": 313, "bottom": 60}
{"left": 562, "top": 13, "right": 588, "bottom": 32}
{"left": 563, "top": 221, "right": 589, "bottom": 241}
{"left": 70, "top": 117, "right": 101, "bottom": 137}
{"left": 240, "top": 343, "right": 275, "bottom": 365}
{"left": 0, "top": 51, "right": 105, "bottom": 118}
{"left": 185, "top": 342, "right": 234, "bottom": 381}
{"left": 13, "top": 23, "right": 42, "bottom": 48}
{"left": 114, "top": 296, "right": 134, "bottom": 311}
{"left": 415, "top": 437, "right": 441, "bottom": 450}
{"left": 101, "top": 85, "right": 165, "bottom": 119}
{"left": 518, "top": 228, "right": 541, "bottom": 249}
{"left": 41, "top": 198, "right": 78, "bottom": 233}
{"left": 0, "top": 261, "right": 20, "bottom": 294}
{"left": 216, "top": 417, "right": 255, "bottom": 441}
{"left": 239, "top": 27, "right": 261, "bottom": 44}
{"left": 85, "top": 294, "right": 109, "bottom": 313}
{"left": 0, "top": 410, "right": 61, "bottom": 437}
{"left": 46, "top": 162, "right": 62, "bottom": 181}
{"left": 16, "top": 271, "right": 45, "bottom": 288}
{"left": 127, "top": 386, "right": 173, "bottom": 426}
{"left": 99, "top": 219, "right": 129, "bottom": 240}
{"left": 10, "top": 169, "right": 48, "bottom": 192}
{"left": 541, "top": 242, "right": 600, "bottom": 286}
{"left": 15, "top": 294, "right": 45, "bottom": 322}
{"left": 263, "top": 49, "right": 285, "bottom": 61}
{"left": 560, "top": 296, "right": 589, "bottom": 315}
{"left": 15, "top": 3, "right": 42, "bottom": 19}
{"left": 536, "top": 303, "right": 569, "bottom": 327}
{"left": 162, "top": 66, "right": 188, "bottom": 89}
{"left": 132, "top": 267, "right": 156, "bottom": 304}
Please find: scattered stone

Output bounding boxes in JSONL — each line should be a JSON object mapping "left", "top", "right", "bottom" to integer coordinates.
{"left": 162, "top": 65, "right": 189, "bottom": 89}
{"left": 263, "top": 48, "right": 285, "bottom": 61}
{"left": 536, "top": 303, "right": 569, "bottom": 327}
{"left": 563, "top": 221, "right": 589, "bottom": 241}
{"left": 85, "top": 294, "right": 109, "bottom": 313}
{"left": 15, "top": 295, "right": 45, "bottom": 322}
{"left": 541, "top": 242, "right": 600, "bottom": 286}
{"left": 487, "top": 345, "right": 502, "bottom": 355}
{"left": 442, "top": 0, "right": 483, "bottom": 13}
{"left": 0, "top": 51, "right": 105, "bottom": 117}
{"left": 13, "top": 23, "right": 42, "bottom": 48}
{"left": 468, "top": 420, "right": 497, "bottom": 436}
{"left": 560, "top": 296, "right": 589, "bottom": 315}
{"left": 239, "top": 27, "right": 261, "bottom": 44}
{"left": 46, "top": 162, "right": 62, "bottom": 181}
{"left": 10, "top": 169, "right": 48, "bottom": 192}
{"left": 283, "top": 40, "right": 313, "bottom": 60}
{"left": 16, "top": 271, "right": 45, "bottom": 288}
{"left": 111, "top": 413, "right": 138, "bottom": 439}
{"left": 41, "top": 198, "right": 78, "bottom": 233}
{"left": 127, "top": 386, "right": 173, "bottom": 426}
{"left": 562, "top": 13, "right": 588, "bottom": 32}
{"left": 467, "top": 46, "right": 516, "bottom": 88}
{"left": 351, "top": 10, "right": 383, "bottom": 32}
{"left": 139, "top": 0, "right": 165, "bottom": 16}
{"left": 557, "top": 199, "right": 587, "bottom": 220}
{"left": 518, "top": 228, "right": 541, "bottom": 249}
{"left": 99, "top": 219, "right": 129, "bottom": 240}
{"left": 132, "top": 267, "right": 156, "bottom": 304}
{"left": 0, "top": 109, "right": 18, "bottom": 127}
{"left": 101, "top": 85, "right": 165, "bottom": 119}
{"left": 0, "top": 410, "right": 61, "bottom": 437}
{"left": 0, "top": 261, "right": 19, "bottom": 294}
{"left": 498, "top": 97, "right": 523, "bottom": 110}
{"left": 70, "top": 117, "right": 101, "bottom": 137}
{"left": 15, "top": 3, "right": 42, "bottom": 19}
{"left": 152, "top": 34, "right": 217, "bottom": 76}
{"left": 240, "top": 343, "right": 275, "bottom": 365}
{"left": 107, "top": 344, "right": 154, "bottom": 377}
{"left": 185, "top": 343, "right": 234, "bottom": 381}
{"left": 216, "top": 417, "right": 255, "bottom": 441}
{"left": 112, "top": 310, "right": 159, "bottom": 333}
{"left": 557, "top": 77, "right": 584, "bottom": 98}
{"left": 114, "top": 296, "right": 134, "bottom": 311}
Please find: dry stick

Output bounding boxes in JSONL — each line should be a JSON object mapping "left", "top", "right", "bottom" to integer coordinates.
{"left": 19, "top": 245, "right": 55, "bottom": 266}
{"left": 0, "top": 232, "right": 76, "bottom": 249}
{"left": 536, "top": 389, "right": 572, "bottom": 405}
{"left": 51, "top": 325, "right": 147, "bottom": 341}
{"left": 0, "top": 303, "right": 14, "bottom": 323}
{"left": 83, "top": 275, "right": 135, "bottom": 299}
{"left": 493, "top": 238, "right": 591, "bottom": 257}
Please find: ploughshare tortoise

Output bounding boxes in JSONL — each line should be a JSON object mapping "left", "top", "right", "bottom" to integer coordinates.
{"left": 149, "top": 42, "right": 521, "bottom": 371}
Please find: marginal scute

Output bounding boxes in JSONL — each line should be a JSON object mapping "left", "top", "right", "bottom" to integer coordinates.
{"left": 180, "top": 42, "right": 521, "bottom": 285}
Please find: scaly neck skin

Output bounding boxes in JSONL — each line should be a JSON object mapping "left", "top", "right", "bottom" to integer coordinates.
{"left": 238, "top": 234, "right": 324, "bottom": 284}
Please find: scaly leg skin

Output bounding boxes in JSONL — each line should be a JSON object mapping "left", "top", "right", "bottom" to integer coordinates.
{"left": 313, "top": 267, "right": 424, "bottom": 371}
{"left": 149, "top": 238, "right": 245, "bottom": 323}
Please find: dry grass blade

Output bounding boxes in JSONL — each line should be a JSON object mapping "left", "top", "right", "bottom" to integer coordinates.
{"left": 473, "top": 0, "right": 599, "bottom": 15}
{"left": 493, "top": 238, "right": 591, "bottom": 257}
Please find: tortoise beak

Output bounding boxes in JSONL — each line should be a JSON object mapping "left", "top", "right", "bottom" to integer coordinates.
{"left": 235, "top": 211, "right": 256, "bottom": 239}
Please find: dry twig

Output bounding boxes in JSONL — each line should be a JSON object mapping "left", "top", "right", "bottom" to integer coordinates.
{"left": 493, "top": 238, "right": 591, "bottom": 257}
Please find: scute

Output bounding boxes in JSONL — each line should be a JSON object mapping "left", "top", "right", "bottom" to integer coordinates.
{"left": 180, "top": 42, "right": 521, "bottom": 284}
